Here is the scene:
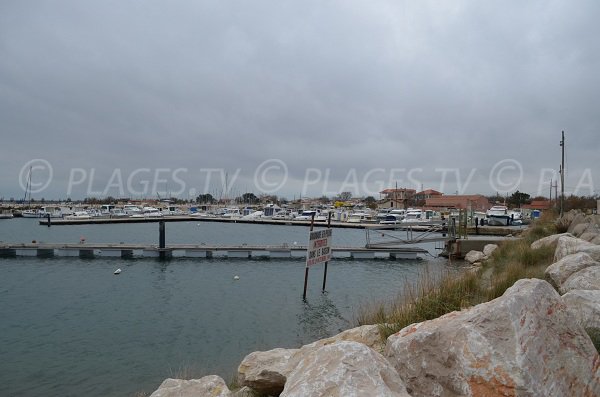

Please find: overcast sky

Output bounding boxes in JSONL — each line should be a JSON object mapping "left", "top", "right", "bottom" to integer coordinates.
{"left": 1, "top": 0, "right": 598, "bottom": 200}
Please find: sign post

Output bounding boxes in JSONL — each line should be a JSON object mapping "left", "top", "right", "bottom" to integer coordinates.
{"left": 322, "top": 212, "right": 332, "bottom": 292}
{"left": 303, "top": 213, "right": 333, "bottom": 300}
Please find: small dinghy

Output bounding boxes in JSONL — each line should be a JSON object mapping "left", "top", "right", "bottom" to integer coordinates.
{"left": 114, "top": 268, "right": 122, "bottom": 275}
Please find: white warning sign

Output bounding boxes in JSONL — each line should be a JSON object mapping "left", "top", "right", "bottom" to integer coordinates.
{"left": 306, "top": 228, "right": 332, "bottom": 267}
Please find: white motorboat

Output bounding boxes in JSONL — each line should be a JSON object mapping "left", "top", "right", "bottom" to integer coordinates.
{"left": 21, "top": 209, "right": 40, "bottom": 218}
{"left": 65, "top": 211, "right": 92, "bottom": 220}
{"left": 123, "top": 204, "right": 143, "bottom": 216}
{"left": 295, "top": 210, "right": 329, "bottom": 222}
{"left": 38, "top": 206, "right": 64, "bottom": 218}
{"left": 222, "top": 208, "right": 242, "bottom": 218}
{"left": 162, "top": 205, "right": 185, "bottom": 216}
{"left": 242, "top": 210, "right": 264, "bottom": 220}
{"left": 110, "top": 208, "right": 130, "bottom": 217}
{"left": 0, "top": 210, "right": 14, "bottom": 219}
{"left": 402, "top": 208, "right": 424, "bottom": 223}
{"left": 379, "top": 214, "right": 402, "bottom": 224}
{"left": 346, "top": 212, "right": 373, "bottom": 223}
{"left": 262, "top": 204, "right": 282, "bottom": 218}
{"left": 100, "top": 205, "right": 115, "bottom": 216}
{"left": 143, "top": 207, "right": 163, "bottom": 217}
{"left": 272, "top": 210, "right": 295, "bottom": 220}
{"left": 486, "top": 205, "right": 511, "bottom": 226}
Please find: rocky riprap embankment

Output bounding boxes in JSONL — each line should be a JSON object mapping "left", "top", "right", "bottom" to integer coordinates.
{"left": 150, "top": 210, "right": 600, "bottom": 397}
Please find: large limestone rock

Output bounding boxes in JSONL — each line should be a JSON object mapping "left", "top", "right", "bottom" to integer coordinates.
{"left": 150, "top": 376, "right": 231, "bottom": 397}
{"left": 545, "top": 252, "right": 599, "bottom": 289}
{"left": 568, "top": 215, "right": 600, "bottom": 237}
{"left": 554, "top": 235, "right": 597, "bottom": 261}
{"left": 385, "top": 279, "right": 600, "bottom": 397}
{"left": 482, "top": 244, "right": 498, "bottom": 257}
{"left": 572, "top": 222, "right": 592, "bottom": 237}
{"left": 567, "top": 213, "right": 588, "bottom": 234}
{"left": 281, "top": 341, "right": 410, "bottom": 397}
{"left": 464, "top": 250, "right": 485, "bottom": 264}
{"left": 237, "top": 324, "right": 385, "bottom": 395}
{"left": 556, "top": 209, "right": 581, "bottom": 232}
{"left": 580, "top": 232, "right": 600, "bottom": 243}
{"left": 299, "top": 324, "right": 386, "bottom": 353}
{"left": 530, "top": 232, "right": 572, "bottom": 250}
{"left": 562, "top": 289, "right": 600, "bottom": 331}
{"left": 237, "top": 347, "right": 298, "bottom": 396}
{"left": 561, "top": 266, "right": 600, "bottom": 294}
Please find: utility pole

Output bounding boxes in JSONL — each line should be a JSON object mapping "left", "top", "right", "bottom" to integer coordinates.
{"left": 549, "top": 180, "right": 552, "bottom": 202}
{"left": 560, "top": 131, "right": 565, "bottom": 216}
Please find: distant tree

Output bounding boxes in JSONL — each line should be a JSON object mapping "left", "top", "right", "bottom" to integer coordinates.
{"left": 507, "top": 191, "right": 531, "bottom": 208}
{"left": 239, "top": 192, "right": 259, "bottom": 204}
{"left": 530, "top": 196, "right": 547, "bottom": 202}
{"left": 319, "top": 195, "right": 330, "bottom": 204}
{"left": 364, "top": 196, "right": 378, "bottom": 210}
{"left": 196, "top": 194, "right": 216, "bottom": 204}
{"left": 564, "top": 195, "right": 598, "bottom": 212}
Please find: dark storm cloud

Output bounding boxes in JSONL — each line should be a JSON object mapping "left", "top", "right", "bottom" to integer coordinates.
{"left": 1, "top": 0, "right": 599, "bottom": 199}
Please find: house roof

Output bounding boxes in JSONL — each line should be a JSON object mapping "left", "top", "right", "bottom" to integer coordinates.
{"left": 380, "top": 188, "right": 416, "bottom": 194}
{"left": 416, "top": 189, "right": 443, "bottom": 196}
{"left": 521, "top": 200, "right": 553, "bottom": 210}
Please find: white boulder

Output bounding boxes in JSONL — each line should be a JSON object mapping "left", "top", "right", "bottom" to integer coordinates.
{"left": 554, "top": 235, "right": 597, "bottom": 262}
{"left": 237, "top": 324, "right": 386, "bottom": 395}
{"left": 561, "top": 266, "right": 600, "bottom": 294}
{"left": 385, "top": 279, "right": 600, "bottom": 397}
{"left": 237, "top": 347, "right": 298, "bottom": 396}
{"left": 464, "top": 250, "right": 485, "bottom": 264}
{"left": 482, "top": 244, "right": 499, "bottom": 257}
{"left": 530, "top": 232, "right": 573, "bottom": 250}
{"left": 281, "top": 341, "right": 410, "bottom": 397}
{"left": 298, "top": 324, "right": 386, "bottom": 353}
{"left": 562, "top": 289, "right": 600, "bottom": 331}
{"left": 545, "top": 252, "right": 599, "bottom": 289}
{"left": 150, "top": 376, "right": 231, "bottom": 397}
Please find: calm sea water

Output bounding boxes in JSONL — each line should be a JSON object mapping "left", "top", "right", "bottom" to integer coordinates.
{"left": 0, "top": 218, "right": 449, "bottom": 396}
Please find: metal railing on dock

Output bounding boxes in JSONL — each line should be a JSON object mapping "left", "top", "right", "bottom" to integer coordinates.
{"left": 364, "top": 220, "right": 455, "bottom": 248}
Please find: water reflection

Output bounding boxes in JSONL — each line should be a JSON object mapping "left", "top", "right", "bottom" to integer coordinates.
{"left": 298, "top": 293, "right": 351, "bottom": 342}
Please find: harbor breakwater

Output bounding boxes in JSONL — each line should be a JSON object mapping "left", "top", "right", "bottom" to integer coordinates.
{"left": 149, "top": 210, "right": 600, "bottom": 397}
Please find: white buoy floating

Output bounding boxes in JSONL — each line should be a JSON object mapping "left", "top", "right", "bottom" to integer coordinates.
{"left": 233, "top": 275, "right": 240, "bottom": 280}
{"left": 114, "top": 268, "right": 122, "bottom": 275}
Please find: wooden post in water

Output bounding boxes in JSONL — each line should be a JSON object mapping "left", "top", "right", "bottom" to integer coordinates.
{"left": 46, "top": 213, "right": 51, "bottom": 227}
{"left": 159, "top": 220, "right": 166, "bottom": 260}
{"left": 322, "top": 212, "right": 332, "bottom": 293}
{"left": 302, "top": 213, "right": 316, "bottom": 301}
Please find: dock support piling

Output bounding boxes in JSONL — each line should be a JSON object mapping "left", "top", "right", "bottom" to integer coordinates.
{"left": 159, "top": 221, "right": 166, "bottom": 260}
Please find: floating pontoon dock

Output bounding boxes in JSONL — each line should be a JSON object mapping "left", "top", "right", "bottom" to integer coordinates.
{"left": 0, "top": 243, "right": 429, "bottom": 260}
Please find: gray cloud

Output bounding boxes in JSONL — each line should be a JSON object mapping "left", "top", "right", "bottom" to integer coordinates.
{"left": 1, "top": 0, "right": 598, "bottom": 200}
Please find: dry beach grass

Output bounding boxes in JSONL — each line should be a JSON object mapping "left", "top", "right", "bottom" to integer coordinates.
{"left": 357, "top": 211, "right": 559, "bottom": 339}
